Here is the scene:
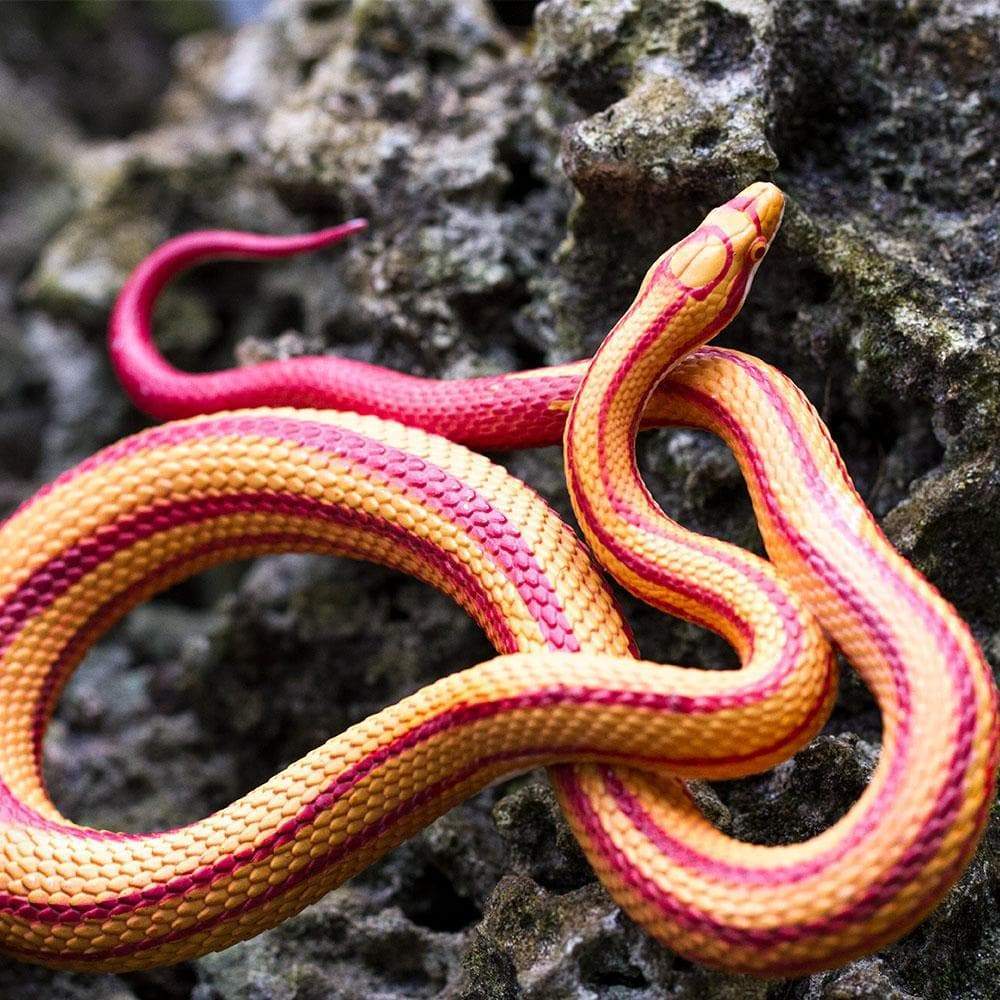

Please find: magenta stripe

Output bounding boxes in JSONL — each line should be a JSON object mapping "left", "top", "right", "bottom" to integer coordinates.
{"left": 0, "top": 492, "right": 510, "bottom": 667}
{"left": 581, "top": 298, "right": 755, "bottom": 600}
{"left": 564, "top": 754, "right": 981, "bottom": 956}
{"left": 26, "top": 518, "right": 516, "bottom": 752}
{"left": 0, "top": 339, "right": 987, "bottom": 960}
{"left": 566, "top": 434, "right": 823, "bottom": 725}
{"left": 569, "top": 373, "right": 814, "bottom": 713}
{"left": 297, "top": 420, "right": 580, "bottom": 651}
{"left": 573, "top": 230, "right": 971, "bottom": 948}
{"left": 674, "top": 362, "right": 972, "bottom": 724}
{"left": 0, "top": 503, "right": 835, "bottom": 924}
{"left": 4, "top": 501, "right": 524, "bottom": 841}
{"left": 1, "top": 415, "right": 581, "bottom": 658}
{"left": 0, "top": 742, "right": 661, "bottom": 964}
{"left": 0, "top": 619, "right": 833, "bottom": 927}
{"left": 565, "top": 235, "right": 759, "bottom": 646}
{"left": 564, "top": 445, "right": 832, "bottom": 728}
{"left": 574, "top": 483, "right": 815, "bottom": 710}
{"left": 564, "top": 776, "right": 990, "bottom": 977}
{"left": 0, "top": 661, "right": 847, "bottom": 962}
{"left": 5, "top": 418, "right": 241, "bottom": 521}
{"left": 567, "top": 337, "right": 983, "bottom": 944}
{"left": 661, "top": 381, "right": 927, "bottom": 851}
{"left": 0, "top": 666, "right": 833, "bottom": 928}
{"left": 567, "top": 455, "right": 757, "bottom": 644}
{"left": 728, "top": 192, "right": 763, "bottom": 231}
{"left": 591, "top": 227, "right": 745, "bottom": 480}
{"left": 602, "top": 767, "right": 858, "bottom": 886}
{"left": 566, "top": 367, "right": 982, "bottom": 939}
{"left": 684, "top": 350, "right": 984, "bottom": 815}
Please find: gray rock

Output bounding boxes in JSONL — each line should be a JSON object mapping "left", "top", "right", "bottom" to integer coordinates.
{"left": 195, "top": 890, "right": 466, "bottom": 999}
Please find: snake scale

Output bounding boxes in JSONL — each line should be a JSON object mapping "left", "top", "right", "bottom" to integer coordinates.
{"left": 0, "top": 183, "right": 995, "bottom": 976}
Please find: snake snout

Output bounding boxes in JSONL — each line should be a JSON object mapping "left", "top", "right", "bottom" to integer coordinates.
{"left": 728, "top": 181, "right": 785, "bottom": 246}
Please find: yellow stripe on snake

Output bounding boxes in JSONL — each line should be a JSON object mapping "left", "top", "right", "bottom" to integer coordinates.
{"left": 0, "top": 183, "right": 995, "bottom": 976}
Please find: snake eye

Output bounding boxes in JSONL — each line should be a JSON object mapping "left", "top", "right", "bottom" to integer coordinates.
{"left": 749, "top": 238, "right": 768, "bottom": 263}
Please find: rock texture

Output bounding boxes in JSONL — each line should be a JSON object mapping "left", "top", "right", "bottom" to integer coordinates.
{"left": 0, "top": 0, "right": 997, "bottom": 997}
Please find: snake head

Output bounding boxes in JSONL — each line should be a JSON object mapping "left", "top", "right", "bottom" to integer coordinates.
{"left": 637, "top": 182, "right": 785, "bottom": 331}
{"left": 672, "top": 180, "right": 784, "bottom": 287}
{"left": 722, "top": 180, "right": 785, "bottom": 252}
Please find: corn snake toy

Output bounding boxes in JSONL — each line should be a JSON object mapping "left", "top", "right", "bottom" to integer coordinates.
{"left": 0, "top": 182, "right": 995, "bottom": 976}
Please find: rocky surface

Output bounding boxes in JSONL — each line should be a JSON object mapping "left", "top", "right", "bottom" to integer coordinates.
{"left": 0, "top": 0, "right": 997, "bottom": 997}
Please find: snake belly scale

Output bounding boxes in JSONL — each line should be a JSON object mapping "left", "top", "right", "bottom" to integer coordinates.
{"left": 0, "top": 182, "right": 994, "bottom": 976}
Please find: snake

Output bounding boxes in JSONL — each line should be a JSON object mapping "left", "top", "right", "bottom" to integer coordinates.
{"left": 0, "top": 182, "right": 995, "bottom": 977}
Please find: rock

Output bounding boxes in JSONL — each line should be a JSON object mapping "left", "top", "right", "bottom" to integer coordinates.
{"left": 883, "top": 452, "right": 1000, "bottom": 622}
{"left": 717, "top": 734, "right": 880, "bottom": 847}
{"left": 0, "top": 965, "right": 144, "bottom": 1000}
{"left": 189, "top": 551, "right": 495, "bottom": 795}
{"left": 0, "top": 0, "right": 215, "bottom": 138}
{"left": 194, "top": 889, "right": 466, "bottom": 999}
{"left": 492, "top": 774, "right": 594, "bottom": 892}
{"left": 459, "top": 875, "right": 768, "bottom": 1000}
{"left": 801, "top": 959, "right": 921, "bottom": 1000}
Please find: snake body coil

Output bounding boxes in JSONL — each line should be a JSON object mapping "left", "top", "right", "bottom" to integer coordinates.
{"left": 0, "top": 183, "right": 995, "bottom": 976}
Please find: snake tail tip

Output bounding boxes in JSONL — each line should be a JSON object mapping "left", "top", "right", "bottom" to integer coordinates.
{"left": 320, "top": 218, "right": 369, "bottom": 241}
